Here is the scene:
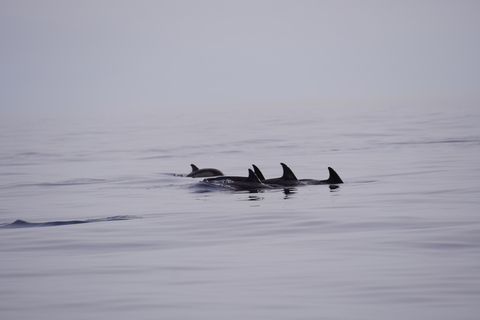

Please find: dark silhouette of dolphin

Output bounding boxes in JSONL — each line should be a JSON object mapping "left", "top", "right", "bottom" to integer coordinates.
{"left": 187, "top": 164, "right": 224, "bottom": 178}
{"left": 203, "top": 165, "right": 266, "bottom": 183}
{"left": 252, "top": 164, "right": 265, "bottom": 180}
{"left": 300, "top": 167, "right": 343, "bottom": 185}
{"left": 261, "top": 163, "right": 300, "bottom": 186}
{"left": 202, "top": 169, "right": 271, "bottom": 191}
{"left": 253, "top": 163, "right": 343, "bottom": 186}
{"left": 203, "top": 174, "right": 248, "bottom": 183}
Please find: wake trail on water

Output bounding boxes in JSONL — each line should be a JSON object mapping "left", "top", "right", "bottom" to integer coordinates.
{"left": 0, "top": 215, "right": 139, "bottom": 229}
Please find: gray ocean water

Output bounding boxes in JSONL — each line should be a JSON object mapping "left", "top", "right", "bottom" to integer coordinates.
{"left": 1, "top": 102, "right": 480, "bottom": 320}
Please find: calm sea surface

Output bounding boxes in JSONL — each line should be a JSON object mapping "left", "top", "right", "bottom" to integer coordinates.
{"left": 1, "top": 102, "right": 480, "bottom": 320}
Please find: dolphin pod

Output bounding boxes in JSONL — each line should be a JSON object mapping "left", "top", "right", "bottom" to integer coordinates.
{"left": 196, "top": 163, "right": 343, "bottom": 191}
{"left": 254, "top": 163, "right": 344, "bottom": 186}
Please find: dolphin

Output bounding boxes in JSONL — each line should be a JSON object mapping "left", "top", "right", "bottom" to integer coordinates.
{"left": 187, "top": 164, "right": 224, "bottom": 178}
{"left": 299, "top": 167, "right": 343, "bottom": 184}
{"left": 253, "top": 163, "right": 343, "bottom": 185}
{"left": 252, "top": 164, "right": 266, "bottom": 180}
{"left": 203, "top": 173, "right": 249, "bottom": 183}
{"left": 202, "top": 169, "right": 271, "bottom": 191}
{"left": 204, "top": 164, "right": 266, "bottom": 183}
{"left": 261, "top": 163, "right": 301, "bottom": 186}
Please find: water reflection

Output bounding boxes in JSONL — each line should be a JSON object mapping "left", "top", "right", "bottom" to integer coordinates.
{"left": 190, "top": 181, "right": 339, "bottom": 197}
{"left": 246, "top": 194, "right": 264, "bottom": 201}
{"left": 329, "top": 185, "right": 340, "bottom": 191}
{"left": 283, "top": 188, "right": 297, "bottom": 199}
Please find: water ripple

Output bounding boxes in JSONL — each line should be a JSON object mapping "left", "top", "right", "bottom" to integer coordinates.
{"left": 0, "top": 215, "right": 139, "bottom": 229}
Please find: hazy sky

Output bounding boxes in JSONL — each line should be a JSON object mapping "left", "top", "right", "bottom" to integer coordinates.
{"left": 1, "top": 0, "right": 479, "bottom": 114}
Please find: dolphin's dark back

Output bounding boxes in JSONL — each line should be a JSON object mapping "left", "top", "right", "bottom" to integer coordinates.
{"left": 187, "top": 164, "right": 224, "bottom": 177}
{"left": 262, "top": 163, "right": 300, "bottom": 186}
{"left": 252, "top": 164, "right": 265, "bottom": 181}
{"left": 203, "top": 169, "right": 270, "bottom": 191}
{"left": 280, "top": 163, "right": 297, "bottom": 181}
{"left": 246, "top": 169, "right": 262, "bottom": 184}
{"left": 299, "top": 166, "right": 343, "bottom": 185}
{"left": 326, "top": 167, "right": 343, "bottom": 184}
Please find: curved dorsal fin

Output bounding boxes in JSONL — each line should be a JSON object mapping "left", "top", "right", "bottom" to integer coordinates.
{"left": 190, "top": 164, "right": 199, "bottom": 172}
{"left": 326, "top": 167, "right": 343, "bottom": 184}
{"left": 247, "top": 169, "right": 262, "bottom": 183}
{"left": 252, "top": 164, "right": 265, "bottom": 181}
{"left": 280, "top": 163, "right": 298, "bottom": 181}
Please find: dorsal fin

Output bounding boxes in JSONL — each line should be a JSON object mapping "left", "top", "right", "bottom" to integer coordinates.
{"left": 326, "top": 167, "right": 343, "bottom": 184}
{"left": 190, "top": 164, "right": 199, "bottom": 172}
{"left": 247, "top": 169, "right": 262, "bottom": 183}
{"left": 280, "top": 163, "right": 298, "bottom": 181}
{"left": 252, "top": 164, "right": 265, "bottom": 181}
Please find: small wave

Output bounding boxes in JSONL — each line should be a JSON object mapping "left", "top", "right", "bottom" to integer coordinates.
{"left": 38, "top": 178, "right": 108, "bottom": 186}
{"left": 165, "top": 173, "right": 187, "bottom": 177}
{"left": 0, "top": 215, "right": 138, "bottom": 229}
{"left": 392, "top": 137, "right": 480, "bottom": 146}
{"left": 1, "top": 179, "right": 110, "bottom": 189}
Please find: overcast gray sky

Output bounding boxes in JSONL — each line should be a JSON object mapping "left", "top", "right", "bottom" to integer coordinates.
{"left": 1, "top": 0, "right": 479, "bottom": 115}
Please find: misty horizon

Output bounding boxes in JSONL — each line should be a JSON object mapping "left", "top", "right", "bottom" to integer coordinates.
{"left": 1, "top": 0, "right": 480, "bottom": 115}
